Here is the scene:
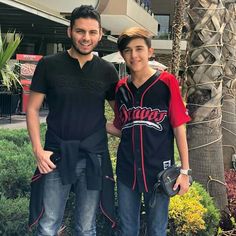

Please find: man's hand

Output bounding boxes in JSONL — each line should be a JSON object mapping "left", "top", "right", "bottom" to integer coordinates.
{"left": 173, "top": 174, "right": 190, "bottom": 196}
{"left": 35, "top": 149, "right": 56, "bottom": 174}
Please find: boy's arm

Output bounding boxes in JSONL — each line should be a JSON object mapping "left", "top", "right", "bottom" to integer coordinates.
{"left": 174, "top": 125, "right": 189, "bottom": 170}
{"left": 108, "top": 100, "right": 115, "bottom": 111}
{"left": 173, "top": 124, "right": 190, "bottom": 195}
{"left": 106, "top": 121, "right": 121, "bottom": 138}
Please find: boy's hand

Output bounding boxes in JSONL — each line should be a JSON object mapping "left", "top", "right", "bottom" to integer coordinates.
{"left": 173, "top": 174, "right": 190, "bottom": 195}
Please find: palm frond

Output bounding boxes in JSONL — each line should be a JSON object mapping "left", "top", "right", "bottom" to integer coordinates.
{"left": 0, "top": 30, "right": 22, "bottom": 70}
{"left": 0, "top": 29, "right": 22, "bottom": 91}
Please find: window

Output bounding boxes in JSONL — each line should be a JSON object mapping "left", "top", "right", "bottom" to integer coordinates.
{"left": 155, "top": 15, "right": 170, "bottom": 39}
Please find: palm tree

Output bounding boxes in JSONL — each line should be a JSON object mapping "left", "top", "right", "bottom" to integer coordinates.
{"left": 185, "top": 0, "right": 227, "bottom": 210}
{"left": 170, "top": 0, "right": 186, "bottom": 77}
{"left": 222, "top": 1, "right": 236, "bottom": 170}
{"left": 0, "top": 29, "right": 22, "bottom": 91}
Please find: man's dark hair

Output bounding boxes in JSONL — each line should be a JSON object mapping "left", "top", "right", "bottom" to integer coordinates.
{"left": 70, "top": 5, "right": 101, "bottom": 28}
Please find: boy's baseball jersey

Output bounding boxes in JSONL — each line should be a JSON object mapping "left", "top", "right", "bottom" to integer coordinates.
{"left": 114, "top": 71, "right": 190, "bottom": 192}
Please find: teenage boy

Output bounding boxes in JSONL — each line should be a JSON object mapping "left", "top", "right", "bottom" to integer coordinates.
{"left": 107, "top": 27, "right": 191, "bottom": 236}
{"left": 27, "top": 5, "right": 119, "bottom": 236}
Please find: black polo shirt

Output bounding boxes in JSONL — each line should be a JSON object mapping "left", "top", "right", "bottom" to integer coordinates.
{"left": 114, "top": 71, "right": 190, "bottom": 192}
{"left": 31, "top": 51, "right": 119, "bottom": 141}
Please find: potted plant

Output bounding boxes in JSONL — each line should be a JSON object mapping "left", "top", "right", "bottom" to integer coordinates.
{"left": 0, "top": 29, "right": 22, "bottom": 117}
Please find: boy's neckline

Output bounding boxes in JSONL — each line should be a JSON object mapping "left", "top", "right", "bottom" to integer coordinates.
{"left": 129, "top": 70, "right": 159, "bottom": 89}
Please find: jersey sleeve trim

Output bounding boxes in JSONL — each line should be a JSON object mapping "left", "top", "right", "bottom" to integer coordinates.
{"left": 113, "top": 77, "right": 128, "bottom": 130}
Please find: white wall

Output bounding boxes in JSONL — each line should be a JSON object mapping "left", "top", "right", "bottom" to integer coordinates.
{"left": 30, "top": 0, "right": 99, "bottom": 13}
{"left": 152, "top": 39, "right": 187, "bottom": 54}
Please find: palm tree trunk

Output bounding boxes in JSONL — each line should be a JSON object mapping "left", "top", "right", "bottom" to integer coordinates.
{"left": 170, "top": 0, "right": 186, "bottom": 77}
{"left": 186, "top": 0, "right": 227, "bottom": 210}
{"left": 222, "top": 1, "right": 236, "bottom": 170}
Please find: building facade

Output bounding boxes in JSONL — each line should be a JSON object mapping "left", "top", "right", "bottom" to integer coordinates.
{"left": 150, "top": 0, "right": 187, "bottom": 69}
{"left": 0, "top": 0, "right": 158, "bottom": 55}
{"left": 0, "top": 0, "right": 187, "bottom": 67}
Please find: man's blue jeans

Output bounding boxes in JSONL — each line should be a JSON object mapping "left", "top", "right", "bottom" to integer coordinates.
{"left": 36, "top": 161, "right": 100, "bottom": 236}
{"left": 117, "top": 180, "right": 169, "bottom": 236}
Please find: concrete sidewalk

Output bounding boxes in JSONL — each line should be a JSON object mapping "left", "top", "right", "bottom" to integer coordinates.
{"left": 0, "top": 110, "right": 48, "bottom": 129}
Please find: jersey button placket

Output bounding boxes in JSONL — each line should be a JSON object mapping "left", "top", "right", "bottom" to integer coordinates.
{"left": 133, "top": 89, "right": 144, "bottom": 191}
{"left": 134, "top": 124, "right": 144, "bottom": 191}
{"left": 135, "top": 90, "right": 140, "bottom": 106}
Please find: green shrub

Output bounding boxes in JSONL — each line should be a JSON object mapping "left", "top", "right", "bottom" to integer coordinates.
{"left": 194, "top": 182, "right": 220, "bottom": 236}
{"left": 0, "top": 128, "right": 30, "bottom": 146}
{"left": 0, "top": 139, "right": 20, "bottom": 159}
{"left": 0, "top": 140, "right": 35, "bottom": 198}
{"left": 0, "top": 123, "right": 47, "bottom": 146}
{"left": 0, "top": 196, "right": 34, "bottom": 236}
{"left": 169, "top": 184, "right": 207, "bottom": 235}
{"left": 168, "top": 182, "right": 220, "bottom": 236}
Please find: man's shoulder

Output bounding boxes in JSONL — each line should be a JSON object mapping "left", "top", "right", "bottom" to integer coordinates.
{"left": 37, "top": 52, "right": 68, "bottom": 70}
{"left": 43, "top": 52, "right": 66, "bottom": 61}
{"left": 93, "top": 56, "right": 119, "bottom": 82}
{"left": 94, "top": 56, "right": 116, "bottom": 69}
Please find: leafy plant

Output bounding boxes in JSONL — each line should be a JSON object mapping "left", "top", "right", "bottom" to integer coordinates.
{"left": 169, "top": 185, "right": 207, "bottom": 235}
{"left": 0, "top": 139, "right": 35, "bottom": 198}
{"left": 0, "top": 128, "right": 30, "bottom": 146}
{"left": 0, "top": 196, "right": 34, "bottom": 236}
{"left": 193, "top": 182, "right": 220, "bottom": 236}
{"left": 168, "top": 182, "right": 220, "bottom": 236}
{"left": 0, "top": 29, "right": 22, "bottom": 91}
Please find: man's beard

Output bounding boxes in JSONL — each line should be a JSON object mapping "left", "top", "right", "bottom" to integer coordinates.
{"left": 71, "top": 38, "right": 98, "bottom": 55}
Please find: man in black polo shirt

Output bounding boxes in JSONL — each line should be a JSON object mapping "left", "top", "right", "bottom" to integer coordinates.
{"left": 26, "top": 5, "right": 119, "bottom": 236}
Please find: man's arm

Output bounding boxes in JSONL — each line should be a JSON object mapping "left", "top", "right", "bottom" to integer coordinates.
{"left": 173, "top": 124, "right": 190, "bottom": 195}
{"left": 26, "top": 91, "right": 56, "bottom": 173}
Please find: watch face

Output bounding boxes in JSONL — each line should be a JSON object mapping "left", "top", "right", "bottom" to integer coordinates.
{"left": 180, "top": 169, "right": 192, "bottom": 175}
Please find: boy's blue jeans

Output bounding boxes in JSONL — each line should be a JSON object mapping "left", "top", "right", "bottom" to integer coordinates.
{"left": 117, "top": 180, "right": 169, "bottom": 236}
{"left": 36, "top": 161, "right": 100, "bottom": 236}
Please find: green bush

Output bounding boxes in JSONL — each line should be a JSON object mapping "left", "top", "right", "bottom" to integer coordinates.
{"left": 194, "top": 182, "right": 221, "bottom": 236}
{"left": 0, "top": 139, "right": 21, "bottom": 158}
{"left": 0, "top": 139, "right": 35, "bottom": 198}
{"left": 0, "top": 196, "right": 34, "bottom": 236}
{"left": 0, "top": 127, "right": 42, "bottom": 235}
{"left": 0, "top": 128, "right": 30, "bottom": 146}
{"left": 169, "top": 184, "right": 207, "bottom": 235}
{"left": 168, "top": 182, "right": 220, "bottom": 236}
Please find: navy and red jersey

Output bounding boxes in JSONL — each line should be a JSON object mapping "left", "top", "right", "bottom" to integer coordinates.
{"left": 113, "top": 71, "right": 191, "bottom": 193}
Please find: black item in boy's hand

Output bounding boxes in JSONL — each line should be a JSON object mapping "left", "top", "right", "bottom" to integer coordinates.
{"left": 50, "top": 153, "right": 61, "bottom": 164}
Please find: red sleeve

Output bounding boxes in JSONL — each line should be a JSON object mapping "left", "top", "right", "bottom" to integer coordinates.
{"left": 160, "top": 72, "right": 191, "bottom": 128}
{"left": 113, "top": 77, "right": 128, "bottom": 130}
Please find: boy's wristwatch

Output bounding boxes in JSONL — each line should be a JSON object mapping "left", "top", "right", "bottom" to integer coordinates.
{"left": 180, "top": 169, "right": 192, "bottom": 176}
